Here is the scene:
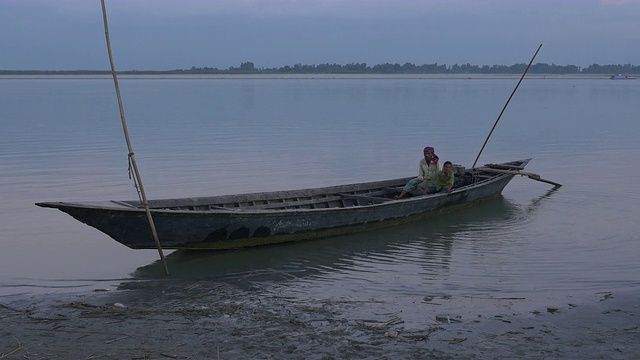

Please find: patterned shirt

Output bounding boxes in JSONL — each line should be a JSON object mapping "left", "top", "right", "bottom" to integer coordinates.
{"left": 418, "top": 158, "right": 440, "bottom": 181}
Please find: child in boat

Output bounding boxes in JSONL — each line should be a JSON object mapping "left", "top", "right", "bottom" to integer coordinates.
{"left": 394, "top": 146, "right": 440, "bottom": 199}
{"left": 426, "top": 161, "right": 455, "bottom": 194}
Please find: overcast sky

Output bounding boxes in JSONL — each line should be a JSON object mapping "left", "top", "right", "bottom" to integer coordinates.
{"left": 1, "top": 0, "right": 639, "bottom": 71}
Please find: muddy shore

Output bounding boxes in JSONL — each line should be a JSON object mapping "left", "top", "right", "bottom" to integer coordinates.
{"left": 1, "top": 282, "right": 638, "bottom": 359}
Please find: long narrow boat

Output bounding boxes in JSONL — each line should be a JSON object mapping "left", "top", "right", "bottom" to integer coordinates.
{"left": 36, "top": 159, "right": 531, "bottom": 250}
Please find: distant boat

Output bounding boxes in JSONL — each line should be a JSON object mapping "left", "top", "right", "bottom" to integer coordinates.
{"left": 610, "top": 74, "right": 636, "bottom": 80}
{"left": 37, "top": 159, "right": 538, "bottom": 250}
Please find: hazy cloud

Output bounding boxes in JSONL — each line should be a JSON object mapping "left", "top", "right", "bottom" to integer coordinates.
{"left": 1, "top": 0, "right": 639, "bottom": 70}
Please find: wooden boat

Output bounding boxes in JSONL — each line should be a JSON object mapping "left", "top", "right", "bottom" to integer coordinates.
{"left": 37, "top": 159, "right": 532, "bottom": 250}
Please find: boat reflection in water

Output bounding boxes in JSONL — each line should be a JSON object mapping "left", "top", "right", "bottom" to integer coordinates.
{"left": 126, "top": 192, "right": 554, "bottom": 293}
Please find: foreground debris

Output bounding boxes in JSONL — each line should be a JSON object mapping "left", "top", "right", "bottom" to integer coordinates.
{"left": 1, "top": 283, "right": 639, "bottom": 359}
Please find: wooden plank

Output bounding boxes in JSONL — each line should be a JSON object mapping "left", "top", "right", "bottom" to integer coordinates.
{"left": 111, "top": 200, "right": 140, "bottom": 209}
{"left": 209, "top": 205, "right": 237, "bottom": 210}
{"left": 484, "top": 162, "right": 525, "bottom": 170}
{"left": 339, "top": 193, "right": 392, "bottom": 204}
{"left": 248, "top": 195, "right": 344, "bottom": 210}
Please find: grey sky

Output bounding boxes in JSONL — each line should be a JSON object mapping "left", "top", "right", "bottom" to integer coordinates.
{"left": 1, "top": 0, "right": 639, "bottom": 71}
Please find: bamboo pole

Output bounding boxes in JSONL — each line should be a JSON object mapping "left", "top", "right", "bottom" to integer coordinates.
{"left": 476, "top": 167, "right": 562, "bottom": 187}
{"left": 472, "top": 44, "right": 543, "bottom": 169}
{"left": 100, "top": 0, "right": 169, "bottom": 276}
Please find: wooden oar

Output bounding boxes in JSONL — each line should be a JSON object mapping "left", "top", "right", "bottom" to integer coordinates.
{"left": 478, "top": 167, "right": 562, "bottom": 187}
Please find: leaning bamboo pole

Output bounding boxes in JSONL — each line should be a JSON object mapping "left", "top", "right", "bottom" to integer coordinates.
{"left": 472, "top": 44, "right": 542, "bottom": 169}
{"left": 100, "top": 0, "right": 169, "bottom": 275}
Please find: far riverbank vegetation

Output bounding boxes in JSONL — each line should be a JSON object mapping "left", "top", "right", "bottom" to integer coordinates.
{"left": 2, "top": 62, "right": 638, "bottom": 75}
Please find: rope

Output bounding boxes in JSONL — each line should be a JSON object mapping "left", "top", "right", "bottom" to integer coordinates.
{"left": 127, "top": 153, "right": 143, "bottom": 203}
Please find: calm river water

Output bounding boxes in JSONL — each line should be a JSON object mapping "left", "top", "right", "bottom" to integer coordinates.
{"left": 1, "top": 75, "right": 639, "bottom": 307}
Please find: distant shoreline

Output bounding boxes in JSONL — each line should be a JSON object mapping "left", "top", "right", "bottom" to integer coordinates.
{"left": 0, "top": 73, "right": 626, "bottom": 80}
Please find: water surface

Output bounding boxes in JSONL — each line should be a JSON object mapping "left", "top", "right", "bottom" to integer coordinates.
{"left": 1, "top": 76, "right": 639, "bottom": 305}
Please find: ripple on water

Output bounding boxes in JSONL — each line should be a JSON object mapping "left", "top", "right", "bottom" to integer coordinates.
{"left": 3, "top": 78, "right": 640, "bottom": 300}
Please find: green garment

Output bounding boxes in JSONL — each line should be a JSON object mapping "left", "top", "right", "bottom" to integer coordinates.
{"left": 432, "top": 169, "right": 455, "bottom": 191}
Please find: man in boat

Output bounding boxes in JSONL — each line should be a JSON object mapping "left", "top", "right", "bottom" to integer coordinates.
{"left": 395, "top": 146, "right": 440, "bottom": 199}
{"left": 425, "top": 161, "right": 455, "bottom": 194}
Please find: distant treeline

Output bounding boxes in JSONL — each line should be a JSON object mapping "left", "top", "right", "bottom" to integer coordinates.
{"left": 2, "top": 62, "right": 639, "bottom": 75}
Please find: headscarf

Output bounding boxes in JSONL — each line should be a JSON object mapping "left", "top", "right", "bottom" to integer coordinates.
{"left": 423, "top": 146, "right": 439, "bottom": 164}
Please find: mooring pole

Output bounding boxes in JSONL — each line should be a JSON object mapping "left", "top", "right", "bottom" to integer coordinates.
{"left": 100, "top": 0, "right": 169, "bottom": 275}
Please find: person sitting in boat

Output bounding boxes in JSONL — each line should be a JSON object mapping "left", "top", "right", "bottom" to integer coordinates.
{"left": 394, "top": 146, "right": 440, "bottom": 199}
{"left": 426, "top": 161, "right": 455, "bottom": 194}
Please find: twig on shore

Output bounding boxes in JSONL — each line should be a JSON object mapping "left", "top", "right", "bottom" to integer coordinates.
{"left": 0, "top": 304, "right": 24, "bottom": 321}
{"left": 65, "top": 301, "right": 101, "bottom": 309}
{"left": 0, "top": 335, "right": 23, "bottom": 359}
{"left": 27, "top": 314, "right": 69, "bottom": 322}
{"left": 589, "top": 325, "right": 639, "bottom": 334}
{"left": 462, "top": 295, "right": 526, "bottom": 300}
{"left": 105, "top": 335, "right": 131, "bottom": 344}
{"left": 404, "top": 326, "right": 444, "bottom": 341}
{"left": 0, "top": 304, "right": 22, "bottom": 313}
{"left": 357, "top": 316, "right": 403, "bottom": 329}
{"left": 159, "top": 353, "right": 180, "bottom": 359}
{"left": 442, "top": 337, "right": 467, "bottom": 344}
{"left": 53, "top": 327, "right": 137, "bottom": 338}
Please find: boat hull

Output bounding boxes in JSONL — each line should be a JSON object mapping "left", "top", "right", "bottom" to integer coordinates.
{"left": 37, "top": 159, "right": 529, "bottom": 250}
